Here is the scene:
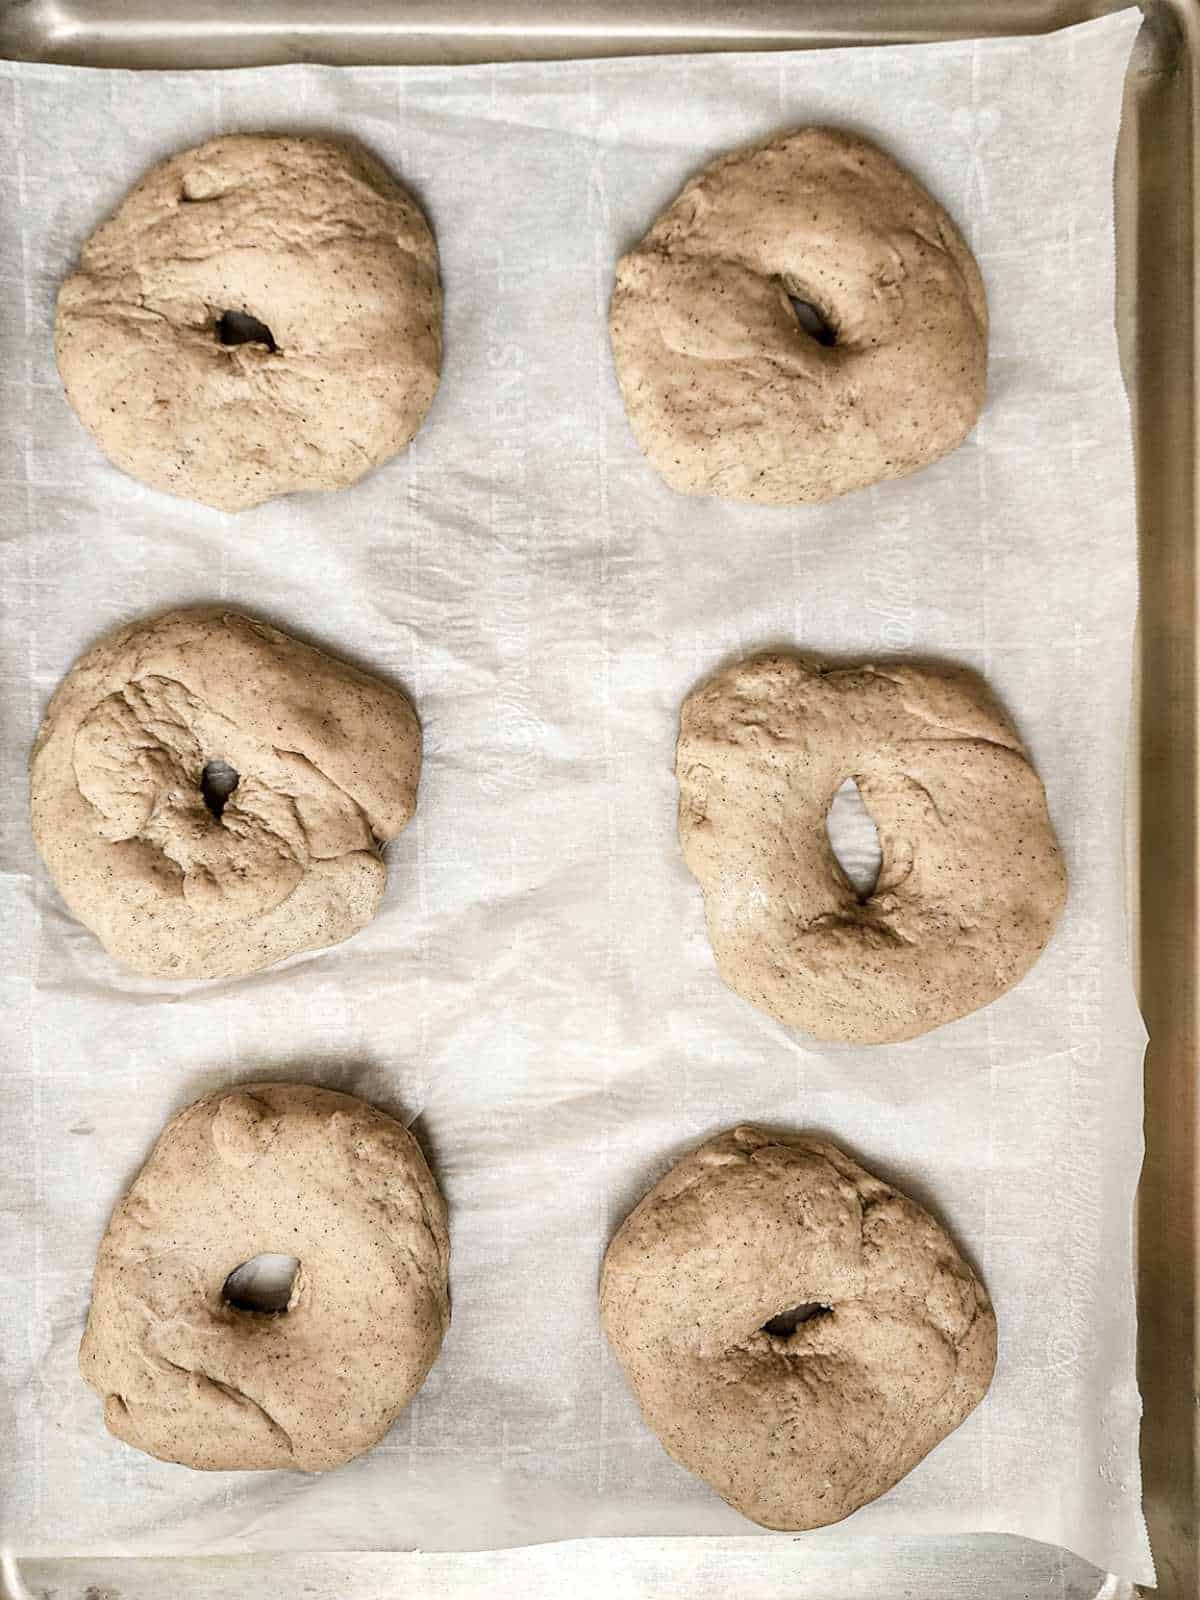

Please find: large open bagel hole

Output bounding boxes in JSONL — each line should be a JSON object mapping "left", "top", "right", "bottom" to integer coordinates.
{"left": 826, "top": 777, "right": 882, "bottom": 900}
{"left": 787, "top": 294, "right": 837, "bottom": 347}
{"left": 222, "top": 1254, "right": 299, "bottom": 1315}
{"left": 762, "top": 1303, "right": 832, "bottom": 1337}
{"left": 217, "top": 309, "right": 277, "bottom": 353}
{"left": 200, "top": 759, "right": 239, "bottom": 820}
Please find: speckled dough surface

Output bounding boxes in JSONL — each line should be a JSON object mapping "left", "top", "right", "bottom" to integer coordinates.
{"left": 55, "top": 134, "right": 441, "bottom": 512}
{"left": 601, "top": 1125, "right": 996, "bottom": 1529}
{"left": 80, "top": 1082, "right": 449, "bottom": 1472}
{"left": 676, "top": 654, "right": 1066, "bottom": 1043}
{"left": 610, "top": 127, "right": 987, "bottom": 504}
{"left": 29, "top": 607, "right": 421, "bottom": 979}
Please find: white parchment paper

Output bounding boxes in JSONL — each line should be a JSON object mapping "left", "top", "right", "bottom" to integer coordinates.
{"left": 0, "top": 10, "right": 1151, "bottom": 1581}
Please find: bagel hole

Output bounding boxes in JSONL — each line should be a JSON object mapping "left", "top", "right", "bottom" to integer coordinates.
{"left": 763, "top": 1303, "right": 832, "bottom": 1337}
{"left": 787, "top": 294, "right": 837, "bottom": 347}
{"left": 217, "top": 309, "right": 277, "bottom": 353}
{"left": 200, "top": 759, "right": 239, "bottom": 820}
{"left": 222, "top": 1254, "right": 299, "bottom": 1316}
{"left": 826, "top": 777, "right": 882, "bottom": 900}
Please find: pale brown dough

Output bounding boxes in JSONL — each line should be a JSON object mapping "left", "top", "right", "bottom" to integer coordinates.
{"left": 601, "top": 1125, "right": 996, "bottom": 1530}
{"left": 80, "top": 1083, "right": 449, "bottom": 1472}
{"left": 29, "top": 607, "right": 421, "bottom": 979}
{"left": 55, "top": 134, "right": 441, "bottom": 512}
{"left": 610, "top": 127, "right": 987, "bottom": 504}
{"left": 676, "top": 653, "right": 1067, "bottom": 1043}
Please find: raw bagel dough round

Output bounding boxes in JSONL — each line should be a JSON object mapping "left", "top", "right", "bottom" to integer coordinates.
{"left": 55, "top": 134, "right": 441, "bottom": 512}
{"left": 610, "top": 127, "right": 987, "bottom": 504}
{"left": 676, "top": 653, "right": 1066, "bottom": 1043}
{"left": 30, "top": 607, "right": 421, "bottom": 979}
{"left": 80, "top": 1082, "right": 449, "bottom": 1472}
{"left": 601, "top": 1124, "right": 996, "bottom": 1529}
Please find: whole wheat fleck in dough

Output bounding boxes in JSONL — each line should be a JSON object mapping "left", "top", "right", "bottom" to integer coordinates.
{"left": 55, "top": 134, "right": 441, "bottom": 512}
{"left": 601, "top": 1125, "right": 996, "bottom": 1530}
{"left": 29, "top": 607, "right": 421, "bottom": 979}
{"left": 80, "top": 1082, "right": 449, "bottom": 1473}
{"left": 676, "top": 653, "right": 1066, "bottom": 1044}
{"left": 610, "top": 127, "right": 987, "bottom": 504}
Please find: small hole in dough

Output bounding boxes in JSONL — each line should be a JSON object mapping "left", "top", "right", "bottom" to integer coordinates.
{"left": 788, "top": 295, "right": 837, "bottom": 347}
{"left": 826, "top": 777, "right": 882, "bottom": 901}
{"left": 200, "top": 759, "right": 239, "bottom": 820}
{"left": 217, "top": 309, "right": 278, "bottom": 353}
{"left": 762, "top": 1303, "right": 832, "bottom": 1337}
{"left": 222, "top": 1254, "right": 299, "bottom": 1315}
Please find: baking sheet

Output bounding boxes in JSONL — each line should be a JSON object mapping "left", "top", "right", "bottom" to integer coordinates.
{"left": 0, "top": 10, "right": 1151, "bottom": 1581}
{"left": 5, "top": 1536, "right": 1128, "bottom": 1600}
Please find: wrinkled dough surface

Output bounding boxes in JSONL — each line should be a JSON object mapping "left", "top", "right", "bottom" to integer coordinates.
{"left": 601, "top": 1125, "right": 996, "bottom": 1529}
{"left": 30, "top": 607, "right": 421, "bottom": 978}
{"left": 676, "top": 653, "right": 1067, "bottom": 1043}
{"left": 610, "top": 127, "right": 987, "bottom": 504}
{"left": 80, "top": 1083, "right": 450, "bottom": 1472}
{"left": 55, "top": 133, "right": 441, "bottom": 512}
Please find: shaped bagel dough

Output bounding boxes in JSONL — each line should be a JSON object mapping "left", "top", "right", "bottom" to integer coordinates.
{"left": 55, "top": 134, "right": 441, "bottom": 511}
{"left": 676, "top": 654, "right": 1066, "bottom": 1043}
{"left": 80, "top": 1083, "right": 449, "bottom": 1472}
{"left": 601, "top": 1125, "right": 996, "bottom": 1529}
{"left": 30, "top": 608, "right": 421, "bottom": 978}
{"left": 611, "top": 127, "right": 987, "bottom": 504}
